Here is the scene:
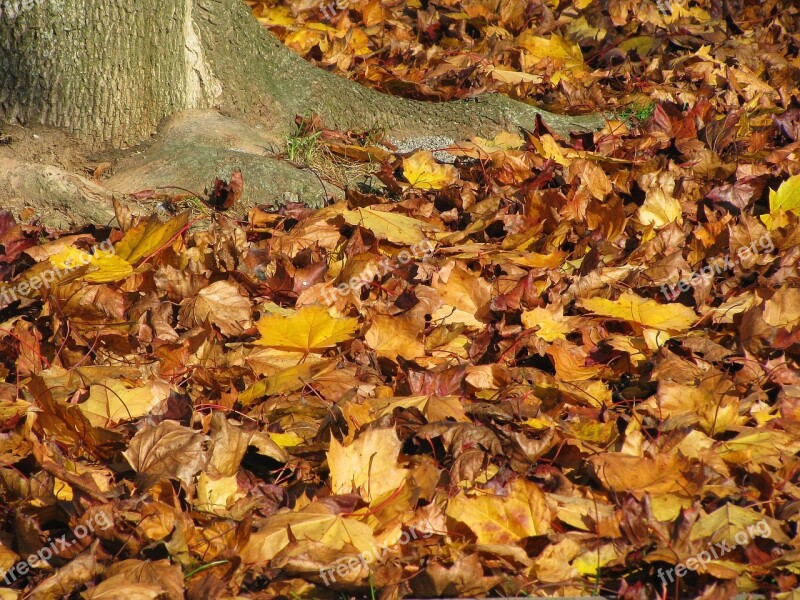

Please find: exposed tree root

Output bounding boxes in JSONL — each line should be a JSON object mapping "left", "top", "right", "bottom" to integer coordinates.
{"left": 0, "top": 157, "right": 119, "bottom": 230}
{"left": 1, "top": 112, "right": 338, "bottom": 229}
{"left": 105, "top": 110, "right": 335, "bottom": 210}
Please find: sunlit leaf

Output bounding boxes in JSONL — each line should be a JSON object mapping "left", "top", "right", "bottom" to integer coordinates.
{"left": 238, "top": 358, "right": 337, "bottom": 405}
{"left": 761, "top": 174, "right": 800, "bottom": 230}
{"left": 242, "top": 501, "right": 376, "bottom": 563}
{"left": 577, "top": 292, "right": 696, "bottom": 331}
{"left": 79, "top": 380, "right": 168, "bottom": 426}
{"left": 114, "top": 211, "right": 190, "bottom": 265}
{"left": 446, "top": 478, "right": 551, "bottom": 544}
{"left": 328, "top": 427, "right": 409, "bottom": 503}
{"left": 48, "top": 247, "right": 134, "bottom": 283}
{"left": 254, "top": 304, "right": 358, "bottom": 352}
{"left": 340, "top": 207, "right": 435, "bottom": 244}
{"left": 402, "top": 151, "right": 458, "bottom": 190}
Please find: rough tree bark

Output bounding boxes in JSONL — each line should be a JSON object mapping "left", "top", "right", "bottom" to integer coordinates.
{"left": 0, "top": 0, "right": 605, "bottom": 227}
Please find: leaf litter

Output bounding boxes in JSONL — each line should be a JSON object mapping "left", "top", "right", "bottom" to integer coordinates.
{"left": 2, "top": 0, "right": 800, "bottom": 598}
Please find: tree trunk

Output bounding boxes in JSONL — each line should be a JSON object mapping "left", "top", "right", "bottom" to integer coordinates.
{"left": 1, "top": 0, "right": 603, "bottom": 149}
{"left": 0, "top": 0, "right": 605, "bottom": 226}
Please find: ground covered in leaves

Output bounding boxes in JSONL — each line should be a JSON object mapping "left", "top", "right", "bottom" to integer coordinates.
{"left": 2, "top": 0, "right": 800, "bottom": 599}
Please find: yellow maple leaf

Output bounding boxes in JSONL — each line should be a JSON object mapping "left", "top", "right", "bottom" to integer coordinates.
{"left": 647, "top": 371, "right": 743, "bottom": 435}
{"left": 341, "top": 207, "right": 435, "bottom": 244}
{"left": 346, "top": 28, "right": 371, "bottom": 56}
{"left": 663, "top": 2, "right": 710, "bottom": 24}
{"left": 446, "top": 478, "right": 551, "bottom": 544}
{"left": 638, "top": 188, "right": 682, "bottom": 228}
{"left": 521, "top": 307, "right": 575, "bottom": 342}
{"left": 578, "top": 291, "right": 696, "bottom": 332}
{"left": 242, "top": 501, "right": 376, "bottom": 563}
{"left": 238, "top": 358, "right": 337, "bottom": 405}
{"left": 79, "top": 380, "right": 168, "bottom": 426}
{"left": 285, "top": 28, "right": 325, "bottom": 53}
{"left": 431, "top": 264, "right": 492, "bottom": 328}
{"left": 114, "top": 211, "right": 189, "bottom": 266}
{"left": 519, "top": 32, "right": 584, "bottom": 71}
{"left": 255, "top": 5, "right": 294, "bottom": 27}
{"left": 573, "top": 544, "right": 621, "bottom": 576}
{"left": 255, "top": 304, "right": 358, "bottom": 352}
{"left": 195, "top": 473, "right": 246, "bottom": 516}
{"left": 402, "top": 151, "right": 458, "bottom": 190}
{"left": 590, "top": 453, "right": 699, "bottom": 496}
{"left": 761, "top": 174, "right": 800, "bottom": 230}
{"left": 268, "top": 431, "right": 304, "bottom": 448}
{"left": 49, "top": 247, "right": 134, "bottom": 283}
{"left": 83, "top": 251, "right": 135, "bottom": 282}
{"left": 365, "top": 314, "right": 424, "bottom": 360}
{"left": 690, "top": 504, "right": 786, "bottom": 546}
{"left": 328, "top": 428, "right": 409, "bottom": 503}
{"left": 529, "top": 134, "right": 583, "bottom": 167}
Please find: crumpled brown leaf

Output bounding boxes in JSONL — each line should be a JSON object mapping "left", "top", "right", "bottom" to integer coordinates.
{"left": 123, "top": 421, "right": 209, "bottom": 488}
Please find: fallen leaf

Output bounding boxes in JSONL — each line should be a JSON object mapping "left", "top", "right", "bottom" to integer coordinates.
{"left": 242, "top": 501, "right": 376, "bottom": 563}
{"left": 445, "top": 478, "right": 551, "bottom": 544}
{"left": 578, "top": 291, "right": 696, "bottom": 332}
{"left": 114, "top": 211, "right": 190, "bottom": 266}
{"left": 328, "top": 427, "right": 409, "bottom": 502}
{"left": 341, "top": 206, "right": 436, "bottom": 244}
{"left": 255, "top": 304, "right": 358, "bottom": 352}
{"left": 402, "top": 151, "right": 458, "bottom": 190}
{"left": 123, "top": 421, "right": 209, "bottom": 488}
{"left": 179, "top": 280, "right": 252, "bottom": 336}
{"left": 79, "top": 380, "right": 168, "bottom": 427}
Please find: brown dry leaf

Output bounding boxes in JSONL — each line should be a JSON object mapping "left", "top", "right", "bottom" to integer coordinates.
{"left": 646, "top": 371, "right": 744, "bottom": 435}
{"left": 84, "top": 559, "right": 184, "bottom": 600}
{"left": 763, "top": 287, "right": 800, "bottom": 329}
{"left": 123, "top": 421, "right": 209, "bottom": 488}
{"left": 326, "top": 142, "right": 393, "bottom": 162}
{"left": 26, "top": 542, "right": 104, "bottom": 598}
{"left": 690, "top": 504, "right": 788, "bottom": 546}
{"left": 487, "top": 67, "right": 543, "bottom": 85}
{"left": 534, "top": 537, "right": 583, "bottom": 583}
{"left": 411, "top": 553, "right": 503, "bottom": 597}
{"left": 179, "top": 280, "right": 252, "bottom": 336}
{"left": 566, "top": 159, "right": 612, "bottom": 201}
{"left": 138, "top": 502, "right": 178, "bottom": 542}
{"left": 546, "top": 340, "right": 605, "bottom": 381}
{"left": 242, "top": 501, "right": 376, "bottom": 563}
{"left": 371, "top": 394, "right": 468, "bottom": 422}
{"left": 365, "top": 313, "right": 425, "bottom": 360}
{"left": 238, "top": 357, "right": 338, "bottom": 405}
{"left": 79, "top": 379, "right": 169, "bottom": 427}
{"left": 6, "top": 1, "right": 800, "bottom": 594}
{"left": 590, "top": 453, "right": 701, "bottom": 497}
{"left": 432, "top": 263, "right": 492, "bottom": 327}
